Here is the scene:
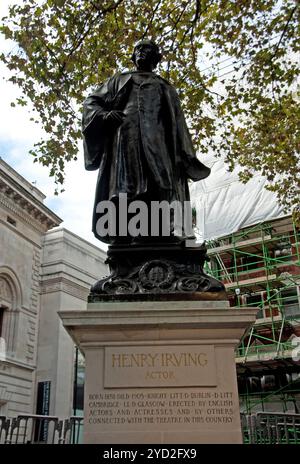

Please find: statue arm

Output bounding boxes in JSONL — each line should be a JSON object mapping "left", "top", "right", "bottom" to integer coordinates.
{"left": 82, "top": 78, "right": 115, "bottom": 171}
{"left": 82, "top": 74, "right": 127, "bottom": 170}
{"left": 82, "top": 80, "right": 111, "bottom": 132}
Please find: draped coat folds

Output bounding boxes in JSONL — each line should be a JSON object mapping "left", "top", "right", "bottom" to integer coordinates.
{"left": 82, "top": 71, "right": 210, "bottom": 242}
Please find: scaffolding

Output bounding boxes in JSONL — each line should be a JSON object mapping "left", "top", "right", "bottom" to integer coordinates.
{"left": 205, "top": 215, "right": 300, "bottom": 414}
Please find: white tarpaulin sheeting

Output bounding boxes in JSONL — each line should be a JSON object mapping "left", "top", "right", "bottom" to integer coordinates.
{"left": 189, "top": 152, "right": 287, "bottom": 242}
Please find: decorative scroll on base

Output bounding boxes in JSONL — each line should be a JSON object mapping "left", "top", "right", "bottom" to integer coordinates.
{"left": 88, "top": 243, "right": 226, "bottom": 302}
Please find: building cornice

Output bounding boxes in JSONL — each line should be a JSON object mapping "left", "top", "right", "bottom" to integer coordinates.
{"left": 45, "top": 228, "right": 107, "bottom": 259}
{"left": 0, "top": 172, "right": 62, "bottom": 232}
{"left": 40, "top": 276, "right": 89, "bottom": 301}
{"left": 0, "top": 358, "right": 35, "bottom": 372}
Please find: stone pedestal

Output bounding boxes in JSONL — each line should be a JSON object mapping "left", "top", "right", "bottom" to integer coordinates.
{"left": 59, "top": 301, "right": 257, "bottom": 444}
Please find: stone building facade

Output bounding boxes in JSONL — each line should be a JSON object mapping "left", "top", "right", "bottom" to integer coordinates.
{"left": 37, "top": 228, "right": 107, "bottom": 418}
{"left": 0, "top": 158, "right": 107, "bottom": 418}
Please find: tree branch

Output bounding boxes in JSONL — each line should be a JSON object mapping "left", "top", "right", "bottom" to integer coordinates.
{"left": 65, "top": 2, "right": 123, "bottom": 59}
{"left": 90, "top": 0, "right": 124, "bottom": 14}
{"left": 193, "top": 0, "right": 200, "bottom": 23}
{"left": 142, "top": 0, "right": 164, "bottom": 39}
{"left": 272, "top": 4, "right": 298, "bottom": 59}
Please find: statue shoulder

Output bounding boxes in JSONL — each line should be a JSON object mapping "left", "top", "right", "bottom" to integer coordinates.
{"left": 156, "top": 74, "right": 172, "bottom": 86}
{"left": 156, "top": 75, "right": 180, "bottom": 102}
{"left": 156, "top": 75, "right": 178, "bottom": 93}
{"left": 89, "top": 72, "right": 131, "bottom": 98}
{"left": 108, "top": 71, "right": 132, "bottom": 90}
{"left": 119, "top": 70, "right": 134, "bottom": 76}
{"left": 111, "top": 71, "right": 133, "bottom": 80}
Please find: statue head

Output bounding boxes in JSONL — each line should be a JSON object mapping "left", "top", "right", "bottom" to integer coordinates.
{"left": 131, "top": 39, "right": 162, "bottom": 71}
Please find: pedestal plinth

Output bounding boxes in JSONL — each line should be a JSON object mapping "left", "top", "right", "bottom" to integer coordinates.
{"left": 59, "top": 301, "right": 257, "bottom": 444}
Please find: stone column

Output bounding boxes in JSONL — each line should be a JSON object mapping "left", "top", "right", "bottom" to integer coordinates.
{"left": 59, "top": 301, "right": 257, "bottom": 444}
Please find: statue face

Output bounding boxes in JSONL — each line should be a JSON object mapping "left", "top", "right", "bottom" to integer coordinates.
{"left": 133, "top": 43, "right": 157, "bottom": 71}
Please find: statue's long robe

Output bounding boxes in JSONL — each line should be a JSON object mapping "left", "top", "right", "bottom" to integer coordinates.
{"left": 82, "top": 71, "right": 210, "bottom": 242}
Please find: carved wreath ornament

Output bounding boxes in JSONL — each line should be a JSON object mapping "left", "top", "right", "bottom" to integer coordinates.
{"left": 98, "top": 259, "right": 212, "bottom": 295}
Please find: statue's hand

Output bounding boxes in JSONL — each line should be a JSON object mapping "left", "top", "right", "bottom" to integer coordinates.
{"left": 104, "top": 110, "right": 125, "bottom": 126}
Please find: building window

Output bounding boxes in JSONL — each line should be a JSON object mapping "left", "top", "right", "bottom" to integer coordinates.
{"left": 281, "top": 287, "right": 300, "bottom": 318}
{"left": 274, "top": 236, "right": 292, "bottom": 260}
{"left": 0, "top": 306, "right": 4, "bottom": 337}
{"left": 0, "top": 307, "right": 6, "bottom": 361}
{"left": 246, "top": 292, "right": 264, "bottom": 317}
{"left": 0, "top": 275, "right": 19, "bottom": 357}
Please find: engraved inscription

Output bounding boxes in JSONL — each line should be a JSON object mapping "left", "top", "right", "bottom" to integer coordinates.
{"left": 105, "top": 345, "right": 217, "bottom": 388}
{"left": 87, "top": 390, "right": 236, "bottom": 429}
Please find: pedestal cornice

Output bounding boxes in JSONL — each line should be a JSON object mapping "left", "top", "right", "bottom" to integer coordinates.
{"left": 59, "top": 302, "right": 258, "bottom": 352}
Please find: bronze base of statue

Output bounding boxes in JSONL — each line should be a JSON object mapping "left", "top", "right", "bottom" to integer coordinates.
{"left": 88, "top": 242, "right": 226, "bottom": 302}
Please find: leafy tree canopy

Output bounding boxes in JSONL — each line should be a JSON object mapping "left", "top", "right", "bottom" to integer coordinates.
{"left": 1, "top": 0, "right": 299, "bottom": 219}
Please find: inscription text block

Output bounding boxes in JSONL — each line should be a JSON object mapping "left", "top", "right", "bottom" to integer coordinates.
{"left": 104, "top": 345, "right": 217, "bottom": 388}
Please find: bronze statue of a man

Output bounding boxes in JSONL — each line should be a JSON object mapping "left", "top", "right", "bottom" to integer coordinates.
{"left": 82, "top": 39, "right": 210, "bottom": 244}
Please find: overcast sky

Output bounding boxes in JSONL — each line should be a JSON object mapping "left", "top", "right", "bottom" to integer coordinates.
{"left": 0, "top": 0, "right": 103, "bottom": 248}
